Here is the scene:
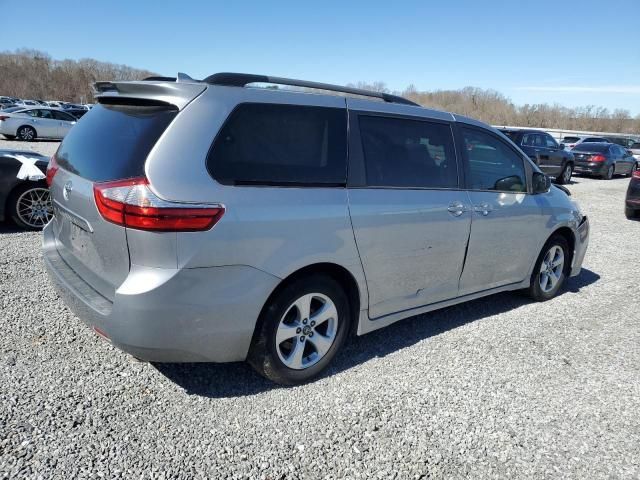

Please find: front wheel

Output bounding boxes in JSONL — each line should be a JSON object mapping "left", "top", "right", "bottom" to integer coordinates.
{"left": 248, "top": 275, "right": 350, "bottom": 385}
{"left": 527, "top": 235, "right": 569, "bottom": 301}
{"left": 602, "top": 164, "right": 614, "bottom": 180}
{"left": 556, "top": 163, "right": 573, "bottom": 185}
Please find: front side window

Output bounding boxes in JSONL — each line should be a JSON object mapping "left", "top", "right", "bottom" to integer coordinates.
{"left": 544, "top": 135, "right": 559, "bottom": 149}
{"left": 207, "top": 103, "right": 347, "bottom": 186}
{"left": 462, "top": 127, "right": 527, "bottom": 193}
{"left": 357, "top": 115, "right": 458, "bottom": 188}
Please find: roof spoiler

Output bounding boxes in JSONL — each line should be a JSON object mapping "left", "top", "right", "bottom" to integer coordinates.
{"left": 93, "top": 79, "right": 206, "bottom": 110}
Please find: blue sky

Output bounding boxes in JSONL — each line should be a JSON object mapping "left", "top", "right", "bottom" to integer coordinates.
{"left": 1, "top": 0, "right": 639, "bottom": 113}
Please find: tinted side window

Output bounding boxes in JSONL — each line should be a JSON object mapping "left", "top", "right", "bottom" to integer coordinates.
{"left": 52, "top": 110, "right": 75, "bottom": 121}
{"left": 208, "top": 103, "right": 347, "bottom": 186}
{"left": 462, "top": 127, "right": 527, "bottom": 193}
{"left": 544, "top": 135, "right": 558, "bottom": 148}
{"left": 358, "top": 115, "right": 457, "bottom": 188}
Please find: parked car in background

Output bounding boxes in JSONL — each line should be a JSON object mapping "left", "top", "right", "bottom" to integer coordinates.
{"left": 0, "top": 104, "right": 19, "bottom": 110}
{"left": 43, "top": 73, "right": 589, "bottom": 385}
{"left": 562, "top": 136, "right": 609, "bottom": 150}
{"left": 605, "top": 136, "right": 637, "bottom": 149}
{"left": 500, "top": 128, "right": 574, "bottom": 184}
{"left": 0, "top": 107, "right": 77, "bottom": 141}
{"left": 0, "top": 149, "right": 52, "bottom": 229}
{"left": 16, "top": 100, "right": 40, "bottom": 107}
{"left": 572, "top": 142, "right": 637, "bottom": 179}
{"left": 61, "top": 103, "right": 87, "bottom": 111}
{"left": 65, "top": 108, "right": 88, "bottom": 120}
{"left": 628, "top": 142, "right": 640, "bottom": 161}
{"left": 625, "top": 170, "right": 640, "bottom": 219}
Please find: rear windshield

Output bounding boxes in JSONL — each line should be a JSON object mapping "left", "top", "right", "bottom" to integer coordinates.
{"left": 573, "top": 143, "right": 609, "bottom": 152}
{"left": 583, "top": 137, "right": 607, "bottom": 143}
{"left": 207, "top": 103, "right": 347, "bottom": 186}
{"left": 562, "top": 136, "right": 580, "bottom": 143}
{"left": 55, "top": 103, "right": 177, "bottom": 182}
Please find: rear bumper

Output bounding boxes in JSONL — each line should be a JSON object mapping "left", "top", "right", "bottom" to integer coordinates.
{"left": 570, "top": 216, "right": 589, "bottom": 277}
{"left": 573, "top": 164, "right": 607, "bottom": 176}
{"left": 42, "top": 223, "right": 280, "bottom": 363}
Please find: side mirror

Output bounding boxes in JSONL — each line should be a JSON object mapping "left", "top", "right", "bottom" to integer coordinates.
{"left": 532, "top": 172, "right": 551, "bottom": 194}
{"left": 559, "top": 143, "right": 565, "bottom": 150}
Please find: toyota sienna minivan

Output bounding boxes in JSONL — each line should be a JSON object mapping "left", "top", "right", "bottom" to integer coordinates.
{"left": 43, "top": 73, "right": 589, "bottom": 385}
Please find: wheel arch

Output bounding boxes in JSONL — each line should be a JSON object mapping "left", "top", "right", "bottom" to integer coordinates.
{"left": 550, "top": 226, "right": 575, "bottom": 270}
{"left": 252, "top": 262, "right": 363, "bottom": 344}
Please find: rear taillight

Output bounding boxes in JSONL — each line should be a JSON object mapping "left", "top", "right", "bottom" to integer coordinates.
{"left": 93, "top": 177, "right": 224, "bottom": 232}
{"left": 0, "top": 115, "right": 9, "bottom": 121}
{"left": 632, "top": 169, "right": 640, "bottom": 179}
{"left": 591, "top": 155, "right": 606, "bottom": 162}
{"left": 46, "top": 154, "right": 59, "bottom": 186}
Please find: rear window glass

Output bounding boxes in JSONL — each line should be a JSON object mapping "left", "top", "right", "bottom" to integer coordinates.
{"left": 572, "top": 143, "right": 609, "bottom": 152}
{"left": 207, "top": 103, "right": 347, "bottom": 186}
{"left": 500, "top": 130, "right": 518, "bottom": 140}
{"left": 583, "top": 137, "right": 607, "bottom": 143}
{"left": 55, "top": 104, "right": 177, "bottom": 182}
{"left": 562, "top": 136, "right": 580, "bottom": 143}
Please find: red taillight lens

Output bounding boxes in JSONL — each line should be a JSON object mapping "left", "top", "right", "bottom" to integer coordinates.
{"left": 0, "top": 115, "right": 9, "bottom": 121}
{"left": 591, "top": 154, "right": 606, "bottom": 162}
{"left": 632, "top": 169, "right": 640, "bottom": 179}
{"left": 93, "top": 177, "right": 224, "bottom": 232}
{"left": 46, "top": 154, "right": 59, "bottom": 186}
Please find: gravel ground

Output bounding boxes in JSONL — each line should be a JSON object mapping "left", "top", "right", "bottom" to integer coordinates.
{"left": 1, "top": 139, "right": 639, "bottom": 479}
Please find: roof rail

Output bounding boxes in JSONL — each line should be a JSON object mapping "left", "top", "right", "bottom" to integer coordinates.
{"left": 202, "top": 72, "right": 420, "bottom": 107}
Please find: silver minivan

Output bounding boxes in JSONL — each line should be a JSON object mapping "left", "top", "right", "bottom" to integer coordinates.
{"left": 43, "top": 73, "right": 589, "bottom": 385}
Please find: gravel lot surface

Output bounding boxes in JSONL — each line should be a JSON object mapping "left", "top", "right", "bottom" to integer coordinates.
{"left": 1, "top": 139, "right": 639, "bottom": 479}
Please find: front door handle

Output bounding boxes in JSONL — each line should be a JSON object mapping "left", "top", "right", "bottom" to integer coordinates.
{"left": 473, "top": 203, "right": 492, "bottom": 216}
{"left": 447, "top": 201, "right": 468, "bottom": 217}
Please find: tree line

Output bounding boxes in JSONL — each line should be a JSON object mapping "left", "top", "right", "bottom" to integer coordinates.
{"left": 350, "top": 82, "right": 640, "bottom": 135}
{"left": 0, "top": 49, "right": 155, "bottom": 104}
{"left": 1, "top": 49, "right": 638, "bottom": 134}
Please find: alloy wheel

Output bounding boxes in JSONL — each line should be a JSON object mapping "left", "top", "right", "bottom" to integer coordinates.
{"left": 18, "top": 127, "right": 34, "bottom": 141}
{"left": 16, "top": 187, "right": 53, "bottom": 228}
{"left": 539, "top": 245, "right": 564, "bottom": 293}
{"left": 562, "top": 165, "right": 572, "bottom": 183}
{"left": 275, "top": 293, "right": 339, "bottom": 370}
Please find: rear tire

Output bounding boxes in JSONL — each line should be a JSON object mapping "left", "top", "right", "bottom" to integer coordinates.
{"left": 556, "top": 163, "right": 573, "bottom": 185}
{"left": 527, "top": 234, "right": 569, "bottom": 302}
{"left": 8, "top": 182, "right": 53, "bottom": 230}
{"left": 602, "top": 164, "right": 614, "bottom": 180}
{"left": 248, "top": 274, "right": 350, "bottom": 385}
{"left": 17, "top": 125, "right": 36, "bottom": 141}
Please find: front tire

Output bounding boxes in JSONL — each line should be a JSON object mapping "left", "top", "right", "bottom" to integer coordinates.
{"left": 556, "top": 163, "right": 573, "bottom": 185}
{"left": 527, "top": 235, "right": 569, "bottom": 301}
{"left": 602, "top": 164, "right": 614, "bottom": 180}
{"left": 17, "top": 125, "right": 36, "bottom": 141}
{"left": 8, "top": 182, "right": 53, "bottom": 230}
{"left": 248, "top": 274, "right": 351, "bottom": 385}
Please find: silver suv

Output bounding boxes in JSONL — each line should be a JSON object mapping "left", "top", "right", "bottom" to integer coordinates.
{"left": 43, "top": 73, "right": 589, "bottom": 385}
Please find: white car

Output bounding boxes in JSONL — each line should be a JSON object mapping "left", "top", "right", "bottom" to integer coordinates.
{"left": 0, "top": 107, "right": 77, "bottom": 141}
{"left": 561, "top": 135, "right": 609, "bottom": 150}
{"left": 630, "top": 142, "right": 640, "bottom": 161}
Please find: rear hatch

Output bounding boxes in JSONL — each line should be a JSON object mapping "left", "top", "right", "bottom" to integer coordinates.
{"left": 49, "top": 102, "right": 180, "bottom": 300}
{"left": 572, "top": 151, "right": 598, "bottom": 166}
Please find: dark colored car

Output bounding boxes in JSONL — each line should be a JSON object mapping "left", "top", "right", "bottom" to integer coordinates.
{"left": 626, "top": 170, "right": 640, "bottom": 219}
{"left": 500, "top": 129, "right": 574, "bottom": 184}
{"left": 65, "top": 108, "right": 88, "bottom": 119}
{"left": 0, "top": 150, "right": 52, "bottom": 229}
{"left": 572, "top": 143, "right": 637, "bottom": 180}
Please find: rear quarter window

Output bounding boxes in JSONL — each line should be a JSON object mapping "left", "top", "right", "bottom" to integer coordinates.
{"left": 207, "top": 103, "right": 347, "bottom": 186}
{"left": 55, "top": 104, "right": 177, "bottom": 182}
